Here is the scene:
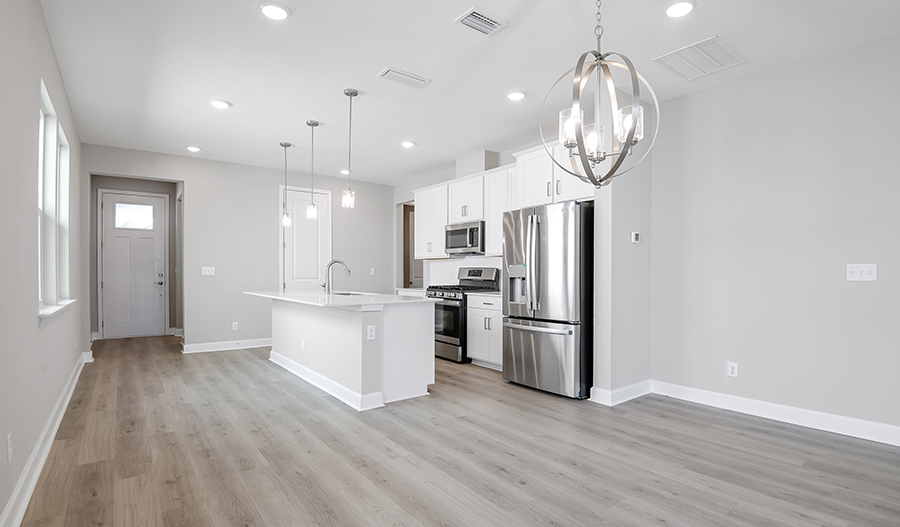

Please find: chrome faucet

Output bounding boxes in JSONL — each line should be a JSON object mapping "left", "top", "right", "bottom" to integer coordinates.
{"left": 324, "top": 259, "right": 351, "bottom": 294}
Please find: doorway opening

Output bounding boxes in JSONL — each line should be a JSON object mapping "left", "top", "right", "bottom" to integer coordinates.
{"left": 92, "top": 175, "right": 183, "bottom": 340}
{"left": 402, "top": 203, "right": 423, "bottom": 289}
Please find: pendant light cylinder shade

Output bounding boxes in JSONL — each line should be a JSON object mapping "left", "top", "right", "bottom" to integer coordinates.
{"left": 341, "top": 188, "right": 355, "bottom": 209}
{"left": 617, "top": 105, "right": 644, "bottom": 145}
{"left": 306, "top": 202, "right": 318, "bottom": 219}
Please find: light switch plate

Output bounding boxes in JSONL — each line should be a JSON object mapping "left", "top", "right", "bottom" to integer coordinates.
{"left": 370, "top": 268, "right": 376, "bottom": 276}
{"left": 201, "top": 266, "right": 215, "bottom": 276}
{"left": 846, "top": 264, "right": 876, "bottom": 281}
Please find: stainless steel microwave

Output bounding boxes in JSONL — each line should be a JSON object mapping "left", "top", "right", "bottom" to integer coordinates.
{"left": 445, "top": 220, "right": 485, "bottom": 256}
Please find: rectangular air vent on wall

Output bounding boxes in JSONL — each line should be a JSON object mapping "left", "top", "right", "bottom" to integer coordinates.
{"left": 653, "top": 36, "right": 741, "bottom": 80}
{"left": 376, "top": 68, "right": 431, "bottom": 89}
{"left": 454, "top": 8, "right": 508, "bottom": 37}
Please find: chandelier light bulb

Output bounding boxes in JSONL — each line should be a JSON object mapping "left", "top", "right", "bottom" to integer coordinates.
{"left": 583, "top": 124, "right": 604, "bottom": 158}
{"left": 617, "top": 105, "right": 644, "bottom": 145}
{"left": 306, "top": 202, "right": 318, "bottom": 219}
{"left": 558, "top": 108, "right": 583, "bottom": 147}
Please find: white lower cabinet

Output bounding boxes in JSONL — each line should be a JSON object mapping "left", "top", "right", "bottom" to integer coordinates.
{"left": 467, "top": 295, "right": 502, "bottom": 369}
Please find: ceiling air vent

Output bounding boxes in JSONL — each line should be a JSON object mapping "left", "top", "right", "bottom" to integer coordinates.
{"left": 653, "top": 36, "right": 741, "bottom": 80}
{"left": 454, "top": 8, "right": 508, "bottom": 37}
{"left": 376, "top": 67, "right": 431, "bottom": 89}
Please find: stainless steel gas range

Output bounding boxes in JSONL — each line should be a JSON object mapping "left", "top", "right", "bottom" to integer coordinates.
{"left": 426, "top": 267, "right": 500, "bottom": 363}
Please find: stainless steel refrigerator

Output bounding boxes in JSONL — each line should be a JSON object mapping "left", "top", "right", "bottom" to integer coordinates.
{"left": 502, "top": 200, "right": 593, "bottom": 399}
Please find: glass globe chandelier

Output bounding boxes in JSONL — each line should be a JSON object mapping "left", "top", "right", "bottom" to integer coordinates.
{"left": 341, "top": 88, "right": 358, "bottom": 209}
{"left": 540, "top": 0, "right": 660, "bottom": 187}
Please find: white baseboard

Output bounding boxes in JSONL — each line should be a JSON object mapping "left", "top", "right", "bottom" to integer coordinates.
{"left": 182, "top": 338, "right": 271, "bottom": 354}
{"left": 269, "top": 352, "right": 384, "bottom": 412}
{"left": 167, "top": 327, "right": 184, "bottom": 337}
{"left": 590, "top": 379, "right": 653, "bottom": 407}
{"left": 651, "top": 380, "right": 900, "bottom": 447}
{"left": 81, "top": 351, "right": 93, "bottom": 363}
{"left": 90, "top": 331, "right": 100, "bottom": 341}
{"left": 0, "top": 353, "right": 88, "bottom": 527}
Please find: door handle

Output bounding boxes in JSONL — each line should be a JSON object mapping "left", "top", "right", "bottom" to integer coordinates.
{"left": 155, "top": 281, "right": 164, "bottom": 285}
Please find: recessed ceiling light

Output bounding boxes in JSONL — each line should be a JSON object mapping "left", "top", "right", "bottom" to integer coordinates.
{"left": 260, "top": 2, "right": 291, "bottom": 21}
{"left": 401, "top": 141, "right": 415, "bottom": 149}
{"left": 186, "top": 146, "right": 201, "bottom": 153}
{"left": 666, "top": 0, "right": 695, "bottom": 18}
{"left": 507, "top": 91, "right": 526, "bottom": 101}
{"left": 210, "top": 99, "right": 232, "bottom": 110}
{"left": 341, "top": 169, "right": 350, "bottom": 175}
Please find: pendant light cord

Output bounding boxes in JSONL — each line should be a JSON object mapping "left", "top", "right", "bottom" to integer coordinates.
{"left": 310, "top": 125, "right": 314, "bottom": 203}
{"left": 283, "top": 145, "right": 288, "bottom": 213}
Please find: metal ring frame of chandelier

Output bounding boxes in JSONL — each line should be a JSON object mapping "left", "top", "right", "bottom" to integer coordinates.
{"left": 540, "top": 50, "right": 660, "bottom": 188}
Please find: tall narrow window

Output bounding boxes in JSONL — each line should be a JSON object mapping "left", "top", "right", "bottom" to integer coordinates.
{"left": 38, "top": 80, "right": 74, "bottom": 321}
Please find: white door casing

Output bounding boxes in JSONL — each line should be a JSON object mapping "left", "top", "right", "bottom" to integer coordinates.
{"left": 281, "top": 187, "right": 332, "bottom": 291}
{"left": 100, "top": 191, "right": 168, "bottom": 338}
{"left": 408, "top": 210, "right": 423, "bottom": 288}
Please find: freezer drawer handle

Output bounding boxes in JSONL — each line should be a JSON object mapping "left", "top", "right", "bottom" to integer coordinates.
{"left": 503, "top": 323, "right": 573, "bottom": 336}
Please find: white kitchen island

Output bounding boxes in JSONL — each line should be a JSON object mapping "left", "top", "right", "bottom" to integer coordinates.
{"left": 245, "top": 290, "right": 436, "bottom": 411}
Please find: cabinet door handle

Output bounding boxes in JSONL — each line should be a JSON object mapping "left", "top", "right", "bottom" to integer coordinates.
{"left": 546, "top": 182, "right": 551, "bottom": 196}
{"left": 484, "top": 317, "right": 488, "bottom": 330}
{"left": 488, "top": 317, "right": 492, "bottom": 330}
{"left": 556, "top": 180, "right": 561, "bottom": 195}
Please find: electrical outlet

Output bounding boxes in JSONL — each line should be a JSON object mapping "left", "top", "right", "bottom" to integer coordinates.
{"left": 370, "top": 267, "right": 376, "bottom": 276}
{"left": 232, "top": 322, "right": 238, "bottom": 331}
{"left": 727, "top": 362, "right": 739, "bottom": 378}
{"left": 7, "top": 433, "right": 11, "bottom": 463}
{"left": 367, "top": 325, "right": 376, "bottom": 341}
{"left": 201, "top": 266, "right": 215, "bottom": 276}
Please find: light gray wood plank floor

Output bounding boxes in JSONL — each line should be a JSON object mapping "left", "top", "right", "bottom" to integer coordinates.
{"left": 22, "top": 336, "right": 900, "bottom": 526}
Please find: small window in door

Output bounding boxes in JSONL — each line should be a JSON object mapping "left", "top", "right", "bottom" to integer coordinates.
{"left": 115, "top": 203, "right": 154, "bottom": 230}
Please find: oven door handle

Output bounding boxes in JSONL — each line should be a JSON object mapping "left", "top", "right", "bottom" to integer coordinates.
{"left": 435, "top": 299, "right": 462, "bottom": 307}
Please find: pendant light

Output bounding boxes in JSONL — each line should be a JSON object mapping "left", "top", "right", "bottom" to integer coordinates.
{"left": 540, "top": 0, "right": 659, "bottom": 188}
{"left": 341, "top": 88, "right": 358, "bottom": 209}
{"left": 306, "top": 120, "right": 319, "bottom": 220}
{"left": 280, "top": 141, "right": 292, "bottom": 227}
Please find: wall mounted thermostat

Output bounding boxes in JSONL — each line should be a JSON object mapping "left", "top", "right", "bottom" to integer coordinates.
{"left": 631, "top": 232, "right": 641, "bottom": 243}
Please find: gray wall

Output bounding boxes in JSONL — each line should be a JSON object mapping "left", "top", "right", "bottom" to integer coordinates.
{"left": 81, "top": 144, "right": 395, "bottom": 347}
{"left": 0, "top": 0, "right": 87, "bottom": 515}
{"left": 89, "top": 175, "right": 179, "bottom": 332}
{"left": 650, "top": 34, "right": 900, "bottom": 426}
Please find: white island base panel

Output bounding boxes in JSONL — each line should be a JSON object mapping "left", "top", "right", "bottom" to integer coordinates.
{"left": 262, "top": 295, "right": 435, "bottom": 411}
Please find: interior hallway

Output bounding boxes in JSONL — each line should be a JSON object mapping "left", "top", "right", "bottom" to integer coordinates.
{"left": 21, "top": 336, "right": 900, "bottom": 526}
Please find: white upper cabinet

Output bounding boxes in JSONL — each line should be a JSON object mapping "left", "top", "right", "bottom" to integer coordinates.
{"left": 448, "top": 176, "right": 484, "bottom": 224}
{"left": 514, "top": 144, "right": 594, "bottom": 207}
{"left": 483, "top": 167, "right": 510, "bottom": 256}
{"left": 414, "top": 185, "right": 448, "bottom": 259}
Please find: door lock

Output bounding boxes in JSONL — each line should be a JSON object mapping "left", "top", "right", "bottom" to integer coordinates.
{"left": 156, "top": 281, "right": 164, "bottom": 285}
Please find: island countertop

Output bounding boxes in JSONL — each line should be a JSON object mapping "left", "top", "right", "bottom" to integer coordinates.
{"left": 244, "top": 290, "right": 437, "bottom": 308}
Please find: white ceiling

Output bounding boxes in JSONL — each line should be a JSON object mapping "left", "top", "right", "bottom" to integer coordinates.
{"left": 40, "top": 0, "right": 900, "bottom": 187}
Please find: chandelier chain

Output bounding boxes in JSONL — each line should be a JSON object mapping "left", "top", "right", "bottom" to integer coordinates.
{"left": 594, "top": 0, "right": 603, "bottom": 46}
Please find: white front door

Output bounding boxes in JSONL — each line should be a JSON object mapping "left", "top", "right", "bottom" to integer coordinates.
{"left": 282, "top": 188, "right": 332, "bottom": 291}
{"left": 101, "top": 192, "right": 168, "bottom": 337}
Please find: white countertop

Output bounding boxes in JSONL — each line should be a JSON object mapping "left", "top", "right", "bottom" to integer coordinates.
{"left": 244, "top": 290, "right": 437, "bottom": 308}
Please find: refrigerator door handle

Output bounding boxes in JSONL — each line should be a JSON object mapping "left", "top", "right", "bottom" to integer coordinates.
{"left": 525, "top": 215, "right": 534, "bottom": 310}
{"left": 503, "top": 322, "right": 573, "bottom": 336}
{"left": 532, "top": 215, "right": 541, "bottom": 311}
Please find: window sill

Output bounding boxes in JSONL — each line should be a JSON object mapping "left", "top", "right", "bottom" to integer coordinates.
{"left": 38, "top": 299, "right": 77, "bottom": 326}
